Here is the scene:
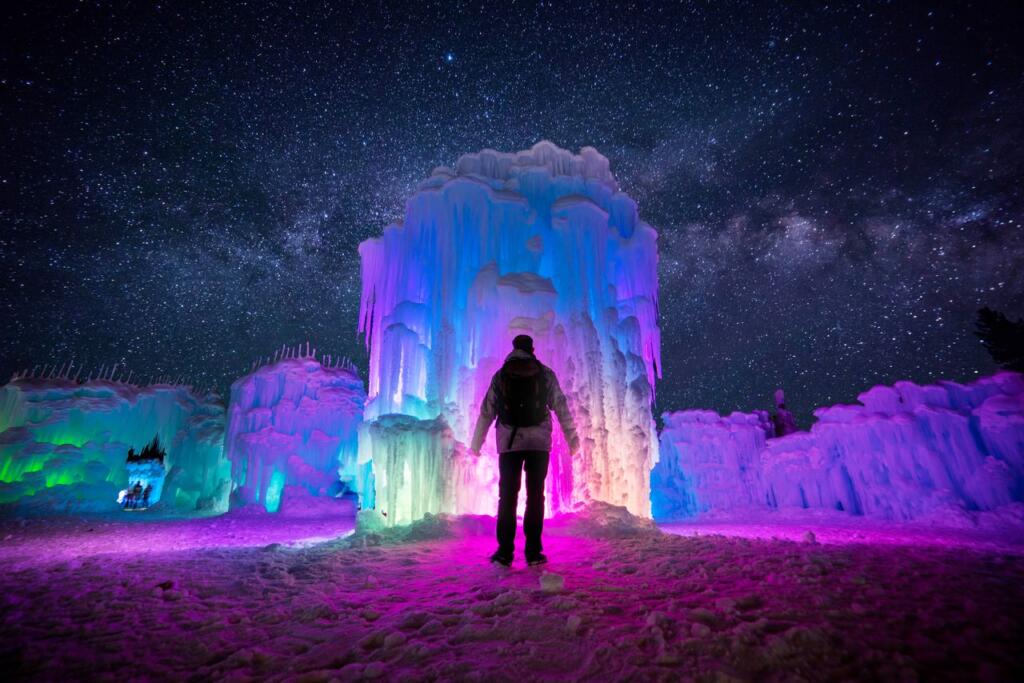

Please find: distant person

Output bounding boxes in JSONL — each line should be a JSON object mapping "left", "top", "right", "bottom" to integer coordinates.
{"left": 142, "top": 483, "right": 152, "bottom": 508}
{"left": 132, "top": 481, "right": 143, "bottom": 509}
{"left": 772, "top": 388, "right": 798, "bottom": 437}
{"left": 470, "top": 334, "right": 579, "bottom": 568}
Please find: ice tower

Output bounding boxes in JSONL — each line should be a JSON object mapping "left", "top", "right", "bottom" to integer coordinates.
{"left": 358, "top": 142, "right": 660, "bottom": 525}
{"left": 225, "top": 347, "right": 365, "bottom": 513}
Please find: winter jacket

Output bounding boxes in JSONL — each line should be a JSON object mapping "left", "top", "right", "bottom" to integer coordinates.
{"left": 470, "top": 349, "right": 580, "bottom": 454}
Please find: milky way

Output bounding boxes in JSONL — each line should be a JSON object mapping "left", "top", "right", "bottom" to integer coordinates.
{"left": 2, "top": 1, "right": 1022, "bottom": 422}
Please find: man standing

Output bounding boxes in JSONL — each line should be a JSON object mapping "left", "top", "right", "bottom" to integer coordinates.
{"left": 470, "top": 335, "right": 580, "bottom": 567}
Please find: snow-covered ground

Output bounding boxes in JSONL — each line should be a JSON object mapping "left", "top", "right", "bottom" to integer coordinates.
{"left": 1, "top": 505, "right": 1022, "bottom": 681}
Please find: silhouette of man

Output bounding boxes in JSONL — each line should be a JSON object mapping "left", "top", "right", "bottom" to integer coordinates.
{"left": 470, "top": 334, "right": 579, "bottom": 567}
{"left": 772, "top": 388, "right": 798, "bottom": 437}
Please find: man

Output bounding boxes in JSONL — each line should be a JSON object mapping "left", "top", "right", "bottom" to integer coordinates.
{"left": 469, "top": 334, "right": 580, "bottom": 567}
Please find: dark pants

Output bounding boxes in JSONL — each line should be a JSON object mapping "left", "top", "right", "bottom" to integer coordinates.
{"left": 497, "top": 449, "right": 550, "bottom": 557}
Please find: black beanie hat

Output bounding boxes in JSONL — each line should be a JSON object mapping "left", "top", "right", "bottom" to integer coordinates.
{"left": 512, "top": 334, "right": 534, "bottom": 353}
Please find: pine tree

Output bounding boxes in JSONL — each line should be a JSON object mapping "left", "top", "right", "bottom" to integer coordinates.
{"left": 975, "top": 307, "right": 1024, "bottom": 372}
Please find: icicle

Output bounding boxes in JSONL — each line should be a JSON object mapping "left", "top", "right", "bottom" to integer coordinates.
{"left": 126, "top": 370, "right": 133, "bottom": 384}
{"left": 74, "top": 366, "right": 83, "bottom": 381}
{"left": 306, "top": 341, "right": 310, "bottom": 357}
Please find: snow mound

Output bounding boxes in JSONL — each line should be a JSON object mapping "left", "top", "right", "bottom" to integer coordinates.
{"left": 343, "top": 500, "right": 658, "bottom": 547}
{"left": 549, "top": 501, "right": 662, "bottom": 539}
{"left": 345, "top": 510, "right": 494, "bottom": 547}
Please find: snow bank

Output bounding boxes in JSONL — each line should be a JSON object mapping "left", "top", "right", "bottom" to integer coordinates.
{"left": 359, "top": 141, "right": 660, "bottom": 524}
{"left": 0, "top": 377, "right": 228, "bottom": 514}
{"left": 225, "top": 353, "right": 365, "bottom": 513}
{"left": 653, "top": 372, "right": 1024, "bottom": 522}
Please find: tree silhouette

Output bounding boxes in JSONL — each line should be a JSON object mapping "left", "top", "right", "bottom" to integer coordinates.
{"left": 975, "top": 307, "right": 1024, "bottom": 372}
{"left": 127, "top": 435, "right": 166, "bottom": 463}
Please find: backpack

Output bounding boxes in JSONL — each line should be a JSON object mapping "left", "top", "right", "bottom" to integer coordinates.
{"left": 496, "top": 357, "right": 549, "bottom": 427}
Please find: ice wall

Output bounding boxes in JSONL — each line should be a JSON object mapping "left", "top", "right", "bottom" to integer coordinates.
{"left": 359, "top": 142, "right": 660, "bottom": 523}
{"left": 225, "top": 350, "right": 365, "bottom": 513}
{"left": 356, "top": 415, "right": 455, "bottom": 526}
{"left": 0, "top": 376, "right": 228, "bottom": 514}
{"left": 652, "top": 372, "right": 1024, "bottom": 522}
{"left": 651, "top": 410, "right": 772, "bottom": 520}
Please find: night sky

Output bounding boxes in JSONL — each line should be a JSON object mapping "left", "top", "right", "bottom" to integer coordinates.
{"left": 2, "top": 1, "right": 1022, "bottom": 423}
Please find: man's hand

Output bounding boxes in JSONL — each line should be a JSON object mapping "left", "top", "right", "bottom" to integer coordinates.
{"left": 468, "top": 447, "right": 481, "bottom": 458}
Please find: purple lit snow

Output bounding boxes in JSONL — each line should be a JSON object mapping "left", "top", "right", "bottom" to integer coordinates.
{"left": 2, "top": 505, "right": 1022, "bottom": 680}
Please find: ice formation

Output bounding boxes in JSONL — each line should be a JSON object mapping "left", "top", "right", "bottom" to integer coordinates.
{"left": 358, "top": 141, "right": 660, "bottom": 524}
{"left": 123, "top": 459, "right": 165, "bottom": 508}
{"left": 652, "top": 371, "right": 1024, "bottom": 522}
{"left": 0, "top": 374, "right": 228, "bottom": 513}
{"left": 224, "top": 348, "right": 365, "bottom": 513}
